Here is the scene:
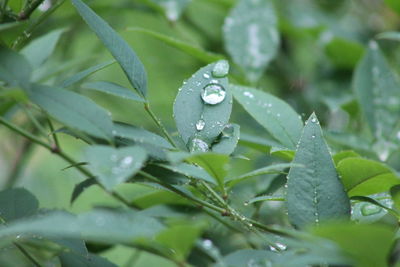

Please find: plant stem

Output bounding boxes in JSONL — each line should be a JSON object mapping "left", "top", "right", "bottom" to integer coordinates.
{"left": 46, "top": 117, "right": 60, "bottom": 150}
{"left": 14, "top": 242, "right": 41, "bottom": 267}
{"left": 143, "top": 102, "right": 178, "bottom": 148}
{"left": 0, "top": 116, "right": 134, "bottom": 208}
{"left": 18, "top": 0, "right": 44, "bottom": 20}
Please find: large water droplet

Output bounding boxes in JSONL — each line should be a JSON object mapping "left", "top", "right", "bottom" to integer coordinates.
{"left": 196, "top": 119, "right": 205, "bottom": 131}
{"left": 361, "top": 203, "right": 381, "bottom": 216}
{"left": 201, "top": 84, "right": 226, "bottom": 105}
{"left": 212, "top": 60, "right": 229, "bottom": 77}
{"left": 190, "top": 138, "right": 209, "bottom": 152}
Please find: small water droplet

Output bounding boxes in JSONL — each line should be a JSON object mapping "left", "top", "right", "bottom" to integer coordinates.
{"left": 201, "top": 84, "right": 226, "bottom": 105}
{"left": 361, "top": 203, "right": 381, "bottom": 216}
{"left": 397, "top": 131, "right": 400, "bottom": 140}
{"left": 196, "top": 119, "right": 205, "bottom": 131}
{"left": 369, "top": 40, "right": 378, "bottom": 50}
{"left": 212, "top": 60, "right": 229, "bottom": 77}
{"left": 311, "top": 134, "right": 316, "bottom": 138}
{"left": 276, "top": 113, "right": 281, "bottom": 117}
{"left": 202, "top": 239, "right": 213, "bottom": 249}
{"left": 112, "top": 130, "right": 117, "bottom": 136}
{"left": 244, "top": 201, "right": 249, "bottom": 206}
{"left": 120, "top": 156, "right": 133, "bottom": 168}
{"left": 190, "top": 138, "right": 209, "bottom": 152}
{"left": 311, "top": 117, "right": 317, "bottom": 123}
{"left": 203, "top": 73, "right": 210, "bottom": 79}
{"left": 243, "top": 91, "right": 254, "bottom": 98}
{"left": 275, "top": 242, "right": 287, "bottom": 250}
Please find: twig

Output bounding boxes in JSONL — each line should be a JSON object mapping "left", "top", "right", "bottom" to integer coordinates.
{"left": 18, "top": 0, "right": 44, "bottom": 20}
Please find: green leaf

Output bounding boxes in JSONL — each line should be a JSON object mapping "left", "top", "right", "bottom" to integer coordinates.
{"left": 60, "top": 252, "right": 117, "bottom": 267}
{"left": 287, "top": 113, "right": 350, "bottom": 228}
{"left": 385, "top": 0, "right": 400, "bottom": 14}
{"left": 0, "top": 47, "right": 32, "bottom": 89}
{"left": 156, "top": 163, "right": 216, "bottom": 185}
{"left": 127, "top": 27, "right": 224, "bottom": 64}
{"left": 71, "top": 178, "right": 97, "bottom": 204}
{"left": 85, "top": 145, "right": 147, "bottom": 190}
{"left": 231, "top": 84, "right": 303, "bottom": 149}
{"left": 173, "top": 61, "right": 232, "bottom": 149}
{"left": 28, "top": 84, "right": 114, "bottom": 140}
{"left": 20, "top": 28, "right": 66, "bottom": 68}
{"left": 0, "top": 209, "right": 164, "bottom": 246}
{"left": 353, "top": 41, "right": 400, "bottom": 141}
{"left": 72, "top": 0, "right": 148, "bottom": 96}
{"left": 332, "top": 150, "right": 361, "bottom": 166}
{"left": 148, "top": 0, "right": 191, "bottom": 21}
{"left": 211, "top": 123, "right": 239, "bottom": 155}
{"left": 246, "top": 195, "right": 285, "bottom": 204}
{"left": 223, "top": 0, "right": 279, "bottom": 82}
{"left": 337, "top": 157, "right": 400, "bottom": 197}
{"left": 390, "top": 185, "right": 400, "bottom": 211}
{"left": 310, "top": 222, "right": 394, "bottom": 267}
{"left": 221, "top": 250, "right": 278, "bottom": 267}
{"left": 0, "top": 188, "right": 38, "bottom": 222}
{"left": 376, "top": 31, "right": 400, "bottom": 41}
{"left": 350, "top": 195, "right": 398, "bottom": 218}
{"left": 61, "top": 60, "right": 116, "bottom": 88}
{"left": 82, "top": 81, "right": 145, "bottom": 102}
{"left": 324, "top": 36, "right": 364, "bottom": 69}
{"left": 113, "top": 122, "right": 173, "bottom": 149}
{"left": 186, "top": 153, "right": 229, "bottom": 187}
{"left": 226, "top": 163, "right": 293, "bottom": 186}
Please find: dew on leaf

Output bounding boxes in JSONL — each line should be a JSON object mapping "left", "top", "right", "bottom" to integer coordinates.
{"left": 361, "top": 203, "right": 381, "bottom": 216}
{"left": 196, "top": 119, "right": 205, "bottom": 131}
{"left": 201, "top": 84, "right": 226, "bottom": 105}
{"left": 212, "top": 60, "right": 229, "bottom": 77}
{"left": 243, "top": 91, "right": 254, "bottom": 98}
{"left": 189, "top": 138, "right": 209, "bottom": 152}
{"left": 203, "top": 73, "right": 210, "bottom": 79}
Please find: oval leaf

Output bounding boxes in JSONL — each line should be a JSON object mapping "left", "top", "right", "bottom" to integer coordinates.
{"left": 72, "top": 0, "right": 147, "bottom": 96}
{"left": 85, "top": 146, "right": 147, "bottom": 190}
{"left": 286, "top": 113, "right": 350, "bottom": 228}
{"left": 231, "top": 84, "right": 303, "bottom": 149}
{"left": 0, "top": 188, "right": 39, "bottom": 222}
{"left": 28, "top": 84, "right": 114, "bottom": 140}
{"left": 173, "top": 61, "right": 232, "bottom": 149}
{"left": 223, "top": 0, "right": 279, "bottom": 82}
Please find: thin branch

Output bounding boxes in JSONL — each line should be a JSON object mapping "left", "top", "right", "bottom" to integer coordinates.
{"left": 18, "top": 0, "right": 44, "bottom": 20}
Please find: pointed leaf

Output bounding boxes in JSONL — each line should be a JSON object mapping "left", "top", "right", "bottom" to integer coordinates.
{"left": 0, "top": 47, "right": 31, "bottom": 89}
{"left": 82, "top": 81, "right": 145, "bottom": 102}
{"left": 72, "top": 0, "right": 148, "bottom": 96}
{"left": 157, "top": 163, "right": 216, "bottom": 184}
{"left": 211, "top": 123, "right": 240, "bottom": 155}
{"left": 28, "top": 84, "right": 113, "bottom": 140}
{"left": 85, "top": 146, "right": 147, "bottom": 190}
{"left": 127, "top": 27, "right": 224, "bottom": 63}
{"left": 287, "top": 113, "right": 350, "bottom": 228}
{"left": 353, "top": 41, "right": 400, "bottom": 140}
{"left": 231, "top": 84, "right": 303, "bottom": 149}
{"left": 187, "top": 153, "right": 230, "bottom": 187}
{"left": 223, "top": 0, "right": 279, "bottom": 82}
{"left": 173, "top": 61, "right": 232, "bottom": 148}
{"left": 61, "top": 60, "right": 115, "bottom": 88}
{"left": 337, "top": 157, "right": 400, "bottom": 197}
{"left": 21, "top": 28, "right": 66, "bottom": 68}
{"left": 71, "top": 178, "right": 97, "bottom": 204}
{"left": 0, "top": 188, "right": 38, "bottom": 222}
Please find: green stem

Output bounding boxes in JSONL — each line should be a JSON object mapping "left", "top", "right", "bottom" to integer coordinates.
{"left": 144, "top": 102, "right": 178, "bottom": 148}
{"left": 18, "top": 0, "right": 44, "bottom": 20}
{"left": 14, "top": 242, "right": 41, "bottom": 267}
{"left": 0, "top": 116, "right": 133, "bottom": 208}
{"left": 46, "top": 117, "right": 60, "bottom": 150}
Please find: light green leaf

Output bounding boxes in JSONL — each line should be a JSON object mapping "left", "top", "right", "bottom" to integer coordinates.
{"left": 337, "top": 157, "right": 400, "bottom": 197}
{"left": 28, "top": 84, "right": 114, "bottom": 140}
{"left": 187, "top": 153, "right": 230, "bottom": 187}
{"left": 223, "top": 0, "right": 279, "bottom": 82}
{"left": 127, "top": 27, "right": 224, "bottom": 64}
{"left": 0, "top": 188, "right": 38, "bottom": 222}
{"left": 385, "top": 0, "right": 400, "bottom": 14}
{"left": 113, "top": 122, "right": 173, "bottom": 149}
{"left": 231, "top": 84, "right": 303, "bottom": 149}
{"left": 246, "top": 195, "right": 285, "bottom": 204}
{"left": 0, "top": 209, "right": 164, "bottom": 247}
{"left": 324, "top": 36, "right": 364, "bottom": 69}
{"left": 20, "top": 28, "right": 66, "bottom": 68}
{"left": 376, "top": 31, "right": 400, "bottom": 41}
{"left": 332, "top": 150, "right": 361, "bottom": 166}
{"left": 85, "top": 146, "right": 147, "bottom": 190}
{"left": 173, "top": 61, "right": 232, "bottom": 149}
{"left": 72, "top": 0, "right": 147, "bottom": 96}
{"left": 353, "top": 41, "right": 400, "bottom": 141}
{"left": 82, "top": 81, "right": 145, "bottom": 102}
{"left": 61, "top": 60, "right": 115, "bottom": 88}
{"left": 211, "top": 123, "right": 239, "bottom": 155}
{"left": 0, "top": 47, "right": 31, "bottom": 89}
{"left": 287, "top": 113, "right": 350, "bottom": 228}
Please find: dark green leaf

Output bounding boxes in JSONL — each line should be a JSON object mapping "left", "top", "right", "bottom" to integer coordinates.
{"left": 20, "top": 28, "right": 66, "bottom": 68}
{"left": 211, "top": 123, "right": 239, "bottom": 155}
{"left": 60, "top": 252, "right": 117, "bottom": 267}
{"left": 61, "top": 60, "right": 115, "bottom": 88}
{"left": 223, "top": 0, "right": 279, "bottom": 82}
{"left": 0, "top": 47, "right": 31, "bottom": 89}
{"left": 72, "top": 0, "right": 148, "bottom": 96}
{"left": 337, "top": 157, "right": 400, "bottom": 196}
{"left": 187, "top": 153, "right": 229, "bottom": 187}
{"left": 173, "top": 61, "right": 232, "bottom": 149}
{"left": 324, "top": 36, "right": 364, "bottom": 69}
{"left": 390, "top": 185, "right": 400, "bottom": 211}
{"left": 82, "top": 81, "right": 145, "bottom": 102}
{"left": 85, "top": 145, "right": 147, "bottom": 190}
{"left": 231, "top": 84, "right": 303, "bottom": 149}
{"left": 71, "top": 178, "right": 97, "bottom": 204}
{"left": 28, "top": 84, "right": 114, "bottom": 140}
{"left": 127, "top": 27, "right": 224, "bottom": 63}
{"left": 0, "top": 188, "right": 38, "bottom": 222}
{"left": 287, "top": 113, "right": 350, "bottom": 228}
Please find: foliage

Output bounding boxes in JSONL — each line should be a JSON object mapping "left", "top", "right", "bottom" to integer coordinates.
{"left": 1, "top": 0, "right": 400, "bottom": 266}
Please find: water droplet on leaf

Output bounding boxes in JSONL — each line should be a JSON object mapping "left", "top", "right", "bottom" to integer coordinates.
{"left": 361, "top": 203, "right": 381, "bottom": 216}
{"left": 190, "top": 138, "right": 209, "bottom": 152}
{"left": 203, "top": 73, "right": 210, "bottom": 79}
{"left": 201, "top": 84, "right": 226, "bottom": 105}
{"left": 212, "top": 60, "right": 229, "bottom": 77}
{"left": 196, "top": 119, "right": 205, "bottom": 131}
